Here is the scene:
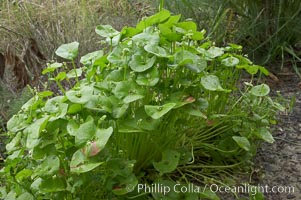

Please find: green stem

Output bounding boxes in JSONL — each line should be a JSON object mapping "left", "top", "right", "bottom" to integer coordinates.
{"left": 72, "top": 60, "right": 79, "bottom": 83}
{"left": 159, "top": 0, "right": 164, "bottom": 11}
{"left": 55, "top": 80, "right": 66, "bottom": 94}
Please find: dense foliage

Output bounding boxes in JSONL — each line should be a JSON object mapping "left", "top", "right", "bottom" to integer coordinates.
{"left": 164, "top": 0, "right": 301, "bottom": 75}
{"left": 0, "top": 9, "right": 285, "bottom": 199}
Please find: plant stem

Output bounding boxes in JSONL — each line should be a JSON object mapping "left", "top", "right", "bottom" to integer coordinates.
{"left": 72, "top": 60, "right": 79, "bottom": 83}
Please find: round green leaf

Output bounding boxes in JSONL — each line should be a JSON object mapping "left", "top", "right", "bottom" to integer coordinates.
{"left": 201, "top": 75, "right": 231, "bottom": 92}
{"left": 136, "top": 67, "right": 159, "bottom": 86}
{"left": 42, "top": 62, "right": 63, "bottom": 74}
{"left": 153, "top": 149, "right": 180, "bottom": 174}
{"left": 95, "top": 25, "right": 119, "bottom": 38}
{"left": 174, "top": 50, "right": 199, "bottom": 66}
{"left": 185, "top": 58, "right": 207, "bottom": 73}
{"left": 207, "top": 46, "right": 224, "bottom": 58}
{"left": 144, "top": 44, "right": 169, "bottom": 57}
{"left": 80, "top": 50, "right": 104, "bottom": 65}
{"left": 44, "top": 96, "right": 65, "bottom": 113}
{"left": 129, "top": 54, "right": 156, "bottom": 72}
{"left": 66, "top": 85, "right": 94, "bottom": 104}
{"left": 44, "top": 96, "right": 68, "bottom": 121}
{"left": 112, "top": 81, "right": 145, "bottom": 103}
{"left": 221, "top": 56, "right": 239, "bottom": 67}
{"left": 107, "top": 44, "right": 129, "bottom": 66}
{"left": 84, "top": 95, "right": 112, "bottom": 113}
{"left": 250, "top": 84, "right": 270, "bottom": 96}
{"left": 66, "top": 68, "right": 82, "bottom": 79}
{"left": 132, "top": 32, "right": 160, "bottom": 46}
{"left": 55, "top": 41, "right": 79, "bottom": 60}
{"left": 145, "top": 103, "right": 176, "bottom": 119}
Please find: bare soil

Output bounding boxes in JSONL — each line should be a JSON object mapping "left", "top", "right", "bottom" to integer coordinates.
{"left": 250, "top": 73, "right": 301, "bottom": 200}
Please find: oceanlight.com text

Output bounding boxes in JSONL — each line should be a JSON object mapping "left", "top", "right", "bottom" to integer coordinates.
{"left": 131, "top": 183, "right": 295, "bottom": 196}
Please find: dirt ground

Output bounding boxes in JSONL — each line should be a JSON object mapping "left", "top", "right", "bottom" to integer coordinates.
{"left": 250, "top": 73, "right": 301, "bottom": 200}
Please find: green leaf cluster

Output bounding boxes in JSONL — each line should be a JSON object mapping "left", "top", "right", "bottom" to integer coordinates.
{"left": 0, "top": 8, "right": 286, "bottom": 200}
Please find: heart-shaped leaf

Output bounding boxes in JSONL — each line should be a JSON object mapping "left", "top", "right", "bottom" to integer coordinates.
{"left": 39, "top": 177, "right": 66, "bottom": 193}
{"left": 74, "top": 116, "right": 96, "bottom": 146}
{"left": 70, "top": 149, "right": 103, "bottom": 174}
{"left": 54, "top": 72, "right": 66, "bottom": 81}
{"left": 153, "top": 149, "right": 180, "bottom": 174}
{"left": 221, "top": 56, "right": 240, "bottom": 67}
{"left": 132, "top": 32, "right": 160, "bottom": 46}
{"left": 95, "top": 25, "right": 119, "bottom": 38}
{"left": 7, "top": 113, "right": 28, "bottom": 133}
{"left": 136, "top": 67, "right": 159, "bottom": 86}
{"left": 44, "top": 96, "right": 68, "bottom": 121}
{"left": 185, "top": 58, "right": 207, "bottom": 73}
{"left": 25, "top": 116, "right": 49, "bottom": 149}
{"left": 250, "top": 84, "right": 270, "bottom": 96}
{"left": 94, "top": 127, "right": 113, "bottom": 152}
{"left": 55, "top": 41, "right": 79, "bottom": 60}
{"left": 84, "top": 95, "right": 112, "bottom": 113}
{"left": 129, "top": 54, "right": 156, "bottom": 72}
{"left": 33, "top": 155, "right": 60, "bottom": 177}
{"left": 232, "top": 136, "right": 251, "bottom": 151}
{"left": 112, "top": 81, "right": 145, "bottom": 103}
{"left": 107, "top": 44, "right": 129, "bottom": 66}
{"left": 145, "top": 103, "right": 176, "bottom": 119}
{"left": 136, "top": 9, "right": 170, "bottom": 30}
{"left": 201, "top": 75, "right": 231, "bottom": 92}
{"left": 118, "top": 108, "right": 161, "bottom": 132}
{"left": 42, "top": 62, "right": 63, "bottom": 74}
{"left": 175, "top": 21, "right": 197, "bottom": 32}
{"left": 109, "top": 96, "right": 129, "bottom": 118}
{"left": 174, "top": 50, "right": 199, "bottom": 66}
{"left": 15, "top": 169, "right": 33, "bottom": 182}
{"left": 80, "top": 50, "right": 104, "bottom": 65}
{"left": 66, "top": 68, "right": 82, "bottom": 79}
{"left": 144, "top": 44, "right": 169, "bottom": 57}
{"left": 66, "top": 85, "right": 94, "bottom": 104}
{"left": 236, "top": 64, "right": 259, "bottom": 75}
{"left": 207, "top": 46, "right": 224, "bottom": 58}
{"left": 44, "top": 96, "right": 66, "bottom": 113}
{"left": 6, "top": 132, "right": 22, "bottom": 152}
{"left": 255, "top": 127, "right": 274, "bottom": 143}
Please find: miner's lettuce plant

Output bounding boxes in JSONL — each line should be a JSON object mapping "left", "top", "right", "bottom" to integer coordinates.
{"left": 0, "top": 8, "right": 284, "bottom": 200}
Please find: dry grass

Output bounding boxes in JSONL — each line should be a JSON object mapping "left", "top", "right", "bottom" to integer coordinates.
{"left": 0, "top": 0, "right": 153, "bottom": 59}
{"left": 0, "top": 0, "right": 154, "bottom": 125}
